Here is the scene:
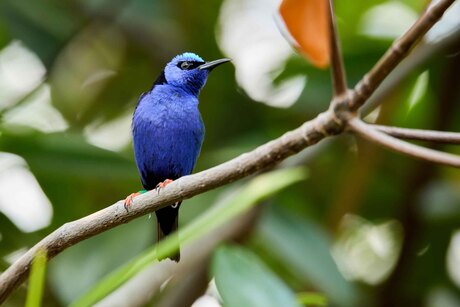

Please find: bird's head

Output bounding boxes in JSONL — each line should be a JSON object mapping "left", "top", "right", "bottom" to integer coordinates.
{"left": 163, "top": 52, "right": 230, "bottom": 95}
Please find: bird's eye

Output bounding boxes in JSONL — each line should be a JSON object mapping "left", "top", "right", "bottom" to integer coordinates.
{"left": 180, "top": 61, "right": 192, "bottom": 70}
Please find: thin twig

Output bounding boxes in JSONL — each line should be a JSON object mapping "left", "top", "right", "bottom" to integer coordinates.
{"left": 361, "top": 27, "right": 460, "bottom": 116}
{"left": 327, "top": 0, "right": 348, "bottom": 98}
{"left": 349, "top": 0, "right": 456, "bottom": 111}
{"left": 348, "top": 118, "right": 460, "bottom": 167}
{"left": 373, "top": 124, "right": 460, "bottom": 144}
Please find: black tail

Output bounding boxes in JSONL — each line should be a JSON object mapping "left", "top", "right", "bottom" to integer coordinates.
{"left": 155, "top": 203, "right": 181, "bottom": 262}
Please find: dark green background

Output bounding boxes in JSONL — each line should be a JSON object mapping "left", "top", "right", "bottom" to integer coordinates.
{"left": 0, "top": 0, "right": 459, "bottom": 306}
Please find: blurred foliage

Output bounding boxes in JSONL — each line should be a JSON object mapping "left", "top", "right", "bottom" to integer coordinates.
{"left": 25, "top": 249, "right": 47, "bottom": 307}
{"left": 73, "top": 167, "right": 306, "bottom": 306}
{"left": 212, "top": 245, "right": 301, "bottom": 307}
{"left": 0, "top": 0, "right": 459, "bottom": 306}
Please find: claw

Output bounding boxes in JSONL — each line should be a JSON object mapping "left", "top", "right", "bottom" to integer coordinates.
{"left": 123, "top": 192, "right": 142, "bottom": 212}
{"left": 156, "top": 179, "right": 174, "bottom": 194}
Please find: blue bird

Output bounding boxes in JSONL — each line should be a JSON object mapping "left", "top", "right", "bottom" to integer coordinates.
{"left": 125, "top": 52, "right": 230, "bottom": 261}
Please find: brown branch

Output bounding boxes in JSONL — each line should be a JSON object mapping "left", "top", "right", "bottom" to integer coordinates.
{"left": 327, "top": 0, "right": 348, "bottom": 97}
{"left": 348, "top": 118, "right": 460, "bottom": 167}
{"left": 348, "top": 0, "right": 456, "bottom": 111}
{"left": 372, "top": 124, "right": 460, "bottom": 144}
{"left": 361, "top": 27, "right": 460, "bottom": 115}
{"left": 0, "top": 111, "right": 338, "bottom": 304}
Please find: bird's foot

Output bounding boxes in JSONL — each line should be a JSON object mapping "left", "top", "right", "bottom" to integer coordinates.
{"left": 156, "top": 179, "right": 174, "bottom": 194}
{"left": 123, "top": 190, "right": 147, "bottom": 211}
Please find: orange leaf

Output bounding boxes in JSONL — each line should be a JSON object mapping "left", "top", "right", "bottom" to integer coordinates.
{"left": 278, "top": 0, "right": 330, "bottom": 68}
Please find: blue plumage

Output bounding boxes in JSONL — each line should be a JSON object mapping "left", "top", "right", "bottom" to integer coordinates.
{"left": 129, "top": 52, "right": 230, "bottom": 261}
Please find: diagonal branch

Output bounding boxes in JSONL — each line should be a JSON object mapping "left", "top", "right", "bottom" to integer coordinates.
{"left": 0, "top": 111, "right": 337, "bottom": 304}
{"left": 348, "top": 118, "right": 460, "bottom": 167}
{"left": 348, "top": 0, "right": 456, "bottom": 111}
{"left": 372, "top": 124, "right": 460, "bottom": 144}
{"left": 327, "top": 0, "right": 348, "bottom": 97}
{"left": 361, "top": 27, "right": 460, "bottom": 116}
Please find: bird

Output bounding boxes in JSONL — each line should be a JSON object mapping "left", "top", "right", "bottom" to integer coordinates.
{"left": 124, "top": 52, "right": 230, "bottom": 262}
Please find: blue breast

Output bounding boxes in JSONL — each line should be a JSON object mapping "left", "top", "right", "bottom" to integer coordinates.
{"left": 132, "top": 85, "right": 205, "bottom": 190}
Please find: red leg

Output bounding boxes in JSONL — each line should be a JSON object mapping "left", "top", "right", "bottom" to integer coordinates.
{"left": 124, "top": 191, "right": 142, "bottom": 211}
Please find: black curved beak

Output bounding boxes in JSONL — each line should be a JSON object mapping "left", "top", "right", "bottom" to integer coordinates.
{"left": 198, "top": 58, "right": 231, "bottom": 71}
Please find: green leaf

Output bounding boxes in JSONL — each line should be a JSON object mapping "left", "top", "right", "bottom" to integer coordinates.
{"left": 71, "top": 167, "right": 308, "bottom": 306}
{"left": 213, "top": 245, "right": 301, "bottom": 307}
{"left": 407, "top": 70, "right": 429, "bottom": 112}
{"left": 296, "top": 292, "right": 327, "bottom": 306}
{"left": 25, "top": 249, "right": 47, "bottom": 307}
{"left": 257, "top": 207, "right": 359, "bottom": 306}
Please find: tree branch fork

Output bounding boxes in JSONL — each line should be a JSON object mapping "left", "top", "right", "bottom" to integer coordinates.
{"left": 1, "top": 0, "right": 459, "bottom": 303}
